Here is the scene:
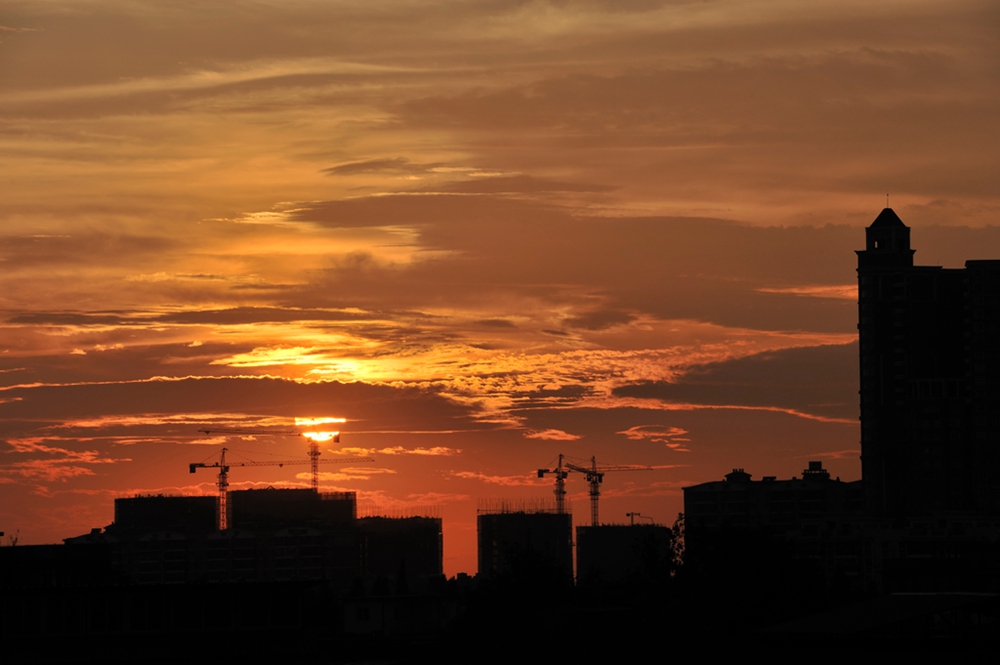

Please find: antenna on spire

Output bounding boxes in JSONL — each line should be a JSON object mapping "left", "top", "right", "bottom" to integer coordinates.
{"left": 886, "top": 193, "right": 889, "bottom": 208}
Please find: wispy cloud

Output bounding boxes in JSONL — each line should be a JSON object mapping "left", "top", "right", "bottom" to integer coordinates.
{"left": 757, "top": 285, "right": 857, "bottom": 300}
{"left": 0, "top": 57, "right": 417, "bottom": 105}
{"left": 322, "top": 158, "right": 446, "bottom": 177}
{"left": 1, "top": 438, "right": 128, "bottom": 482}
{"left": 524, "top": 429, "right": 581, "bottom": 441}
{"left": 617, "top": 425, "right": 691, "bottom": 451}
{"left": 331, "top": 446, "right": 461, "bottom": 456}
{"left": 302, "top": 467, "right": 397, "bottom": 482}
{"left": 52, "top": 412, "right": 275, "bottom": 429}
{"left": 449, "top": 471, "right": 547, "bottom": 487}
{"left": 797, "top": 449, "right": 860, "bottom": 461}
{"left": 618, "top": 425, "right": 689, "bottom": 442}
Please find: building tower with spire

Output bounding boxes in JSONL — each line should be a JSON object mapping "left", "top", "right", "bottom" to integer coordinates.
{"left": 857, "top": 208, "right": 1000, "bottom": 516}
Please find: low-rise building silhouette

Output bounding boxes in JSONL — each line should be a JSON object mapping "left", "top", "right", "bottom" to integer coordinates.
{"left": 684, "top": 462, "right": 863, "bottom": 536}
{"left": 575, "top": 523, "right": 675, "bottom": 586}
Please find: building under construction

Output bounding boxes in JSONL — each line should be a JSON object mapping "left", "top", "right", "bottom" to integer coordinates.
{"left": 0, "top": 489, "right": 455, "bottom": 651}
{"left": 45, "top": 489, "right": 443, "bottom": 587}
{"left": 112, "top": 494, "right": 217, "bottom": 535}
{"left": 476, "top": 499, "right": 573, "bottom": 585}
{"left": 360, "top": 515, "right": 444, "bottom": 579}
{"left": 228, "top": 488, "right": 356, "bottom": 530}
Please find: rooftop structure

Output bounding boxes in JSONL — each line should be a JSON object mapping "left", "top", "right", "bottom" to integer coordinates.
{"left": 683, "top": 462, "right": 863, "bottom": 536}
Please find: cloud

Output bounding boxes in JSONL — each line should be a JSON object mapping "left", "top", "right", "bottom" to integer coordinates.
{"left": 1, "top": 438, "right": 129, "bottom": 482}
{"left": 287, "top": 197, "right": 865, "bottom": 333}
{"left": 126, "top": 272, "right": 230, "bottom": 283}
{"left": 355, "top": 490, "right": 469, "bottom": 509}
{"left": 587, "top": 396, "right": 857, "bottom": 424}
{"left": 338, "top": 467, "right": 396, "bottom": 474}
{"left": 430, "top": 175, "right": 614, "bottom": 194}
{"left": 449, "top": 471, "right": 548, "bottom": 487}
{"left": 756, "top": 285, "right": 857, "bottom": 300}
{"left": 5, "top": 438, "right": 124, "bottom": 462}
{"left": 302, "top": 467, "right": 397, "bottom": 481}
{"left": 322, "top": 158, "right": 444, "bottom": 176}
{"left": 2, "top": 56, "right": 412, "bottom": 105}
{"left": 617, "top": 425, "right": 689, "bottom": 442}
{"left": 401, "top": 492, "right": 469, "bottom": 504}
{"left": 330, "top": 446, "right": 461, "bottom": 456}
{"left": 2, "top": 462, "right": 99, "bottom": 483}
{"left": 0, "top": 376, "right": 479, "bottom": 433}
{"left": 562, "top": 310, "right": 636, "bottom": 331}
{"left": 613, "top": 342, "right": 860, "bottom": 422}
{"left": 799, "top": 449, "right": 861, "bottom": 461}
{"left": 210, "top": 346, "right": 337, "bottom": 368}
{"left": 523, "top": 429, "right": 581, "bottom": 441}
{"left": 475, "top": 318, "right": 518, "bottom": 328}
{"left": 617, "top": 425, "right": 691, "bottom": 450}
{"left": 52, "top": 412, "right": 292, "bottom": 431}
{"left": 160, "top": 307, "right": 371, "bottom": 325}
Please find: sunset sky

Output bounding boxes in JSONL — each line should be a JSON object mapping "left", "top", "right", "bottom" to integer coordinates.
{"left": 1, "top": 0, "right": 998, "bottom": 574}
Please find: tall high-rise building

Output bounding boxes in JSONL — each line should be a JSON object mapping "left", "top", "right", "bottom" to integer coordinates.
{"left": 857, "top": 208, "right": 1000, "bottom": 515}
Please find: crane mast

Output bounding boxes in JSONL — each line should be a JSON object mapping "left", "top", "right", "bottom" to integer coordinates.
{"left": 190, "top": 447, "right": 237, "bottom": 530}
{"left": 308, "top": 439, "right": 321, "bottom": 492}
{"left": 537, "top": 454, "right": 570, "bottom": 514}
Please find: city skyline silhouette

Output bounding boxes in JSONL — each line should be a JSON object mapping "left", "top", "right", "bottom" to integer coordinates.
{"left": 2, "top": 0, "right": 998, "bottom": 589}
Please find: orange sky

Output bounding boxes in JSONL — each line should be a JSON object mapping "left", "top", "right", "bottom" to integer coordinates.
{"left": 1, "top": 0, "right": 998, "bottom": 575}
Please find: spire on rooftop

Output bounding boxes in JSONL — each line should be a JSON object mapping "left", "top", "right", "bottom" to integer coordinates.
{"left": 870, "top": 207, "right": 906, "bottom": 228}
{"left": 858, "top": 207, "right": 913, "bottom": 268}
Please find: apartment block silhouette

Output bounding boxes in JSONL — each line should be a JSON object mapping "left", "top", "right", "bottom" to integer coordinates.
{"left": 857, "top": 208, "right": 1000, "bottom": 514}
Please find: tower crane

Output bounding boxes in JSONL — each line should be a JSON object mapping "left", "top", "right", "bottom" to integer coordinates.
{"left": 538, "top": 454, "right": 653, "bottom": 527}
{"left": 199, "top": 427, "right": 341, "bottom": 492}
{"left": 626, "top": 512, "right": 654, "bottom": 526}
{"left": 537, "top": 454, "right": 571, "bottom": 515}
{"left": 192, "top": 426, "right": 371, "bottom": 530}
{"left": 189, "top": 447, "right": 373, "bottom": 530}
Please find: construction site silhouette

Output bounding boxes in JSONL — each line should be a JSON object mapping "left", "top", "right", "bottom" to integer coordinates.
{"left": 3, "top": 208, "right": 999, "bottom": 660}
